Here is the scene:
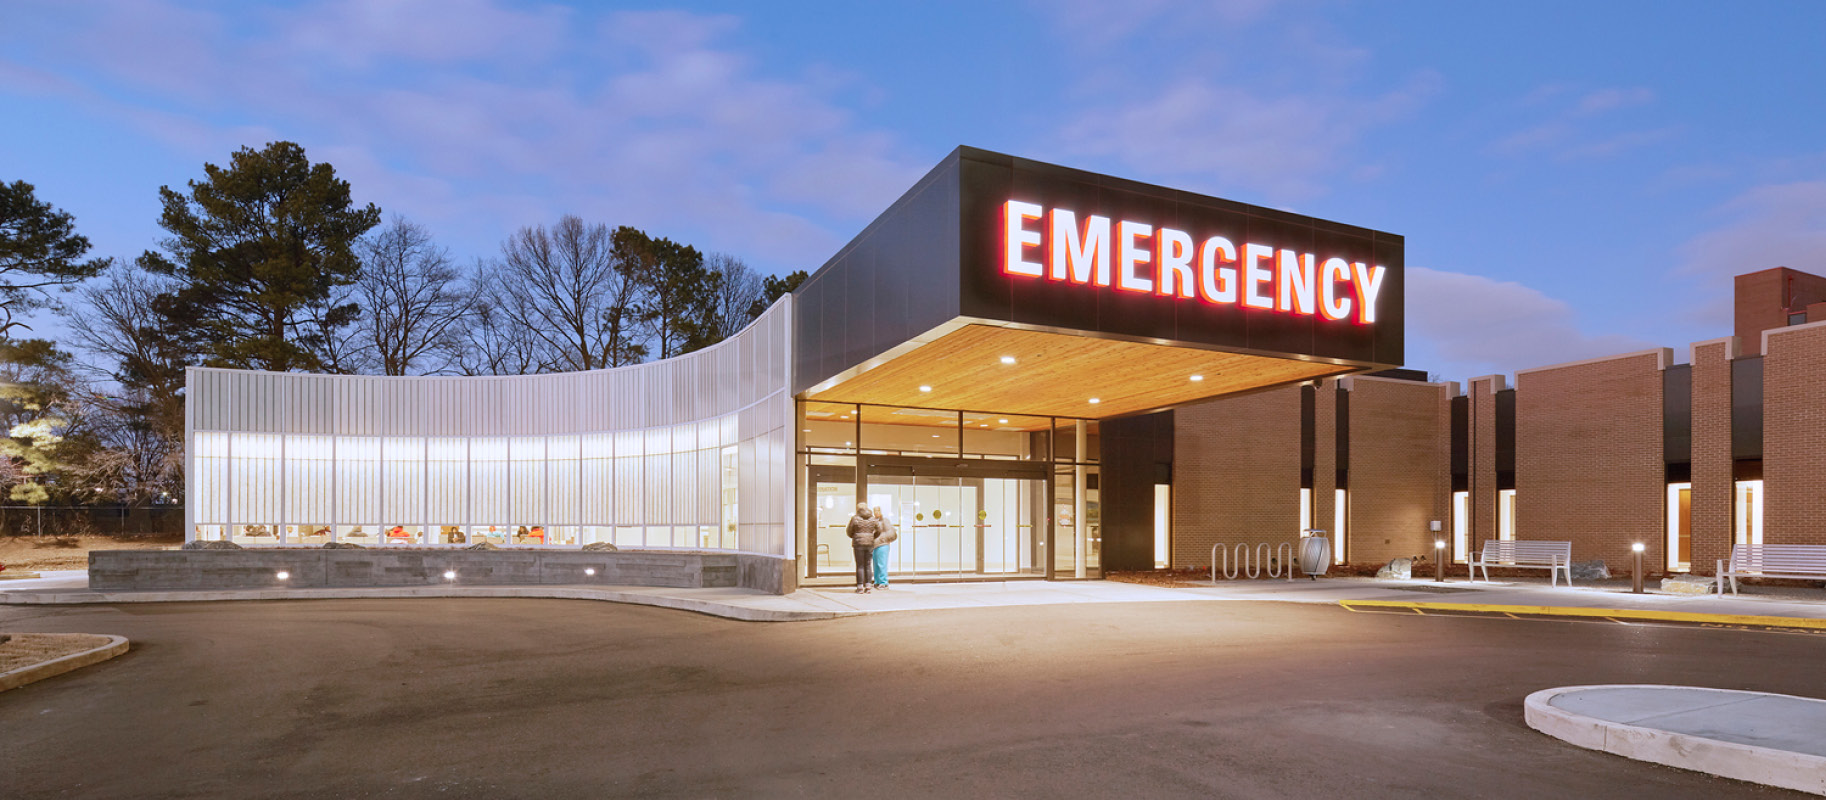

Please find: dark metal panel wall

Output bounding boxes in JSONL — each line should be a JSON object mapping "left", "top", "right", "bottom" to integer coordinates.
{"left": 1732, "top": 356, "right": 1764, "bottom": 460}
{"left": 791, "top": 152, "right": 964, "bottom": 395}
{"left": 1098, "top": 411, "right": 1175, "bottom": 571}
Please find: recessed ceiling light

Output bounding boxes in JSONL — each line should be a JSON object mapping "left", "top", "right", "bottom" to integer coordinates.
{"left": 980, "top": 424, "right": 989, "bottom": 427}
{"left": 839, "top": 414, "right": 849, "bottom": 419}
{"left": 1190, "top": 374, "right": 1204, "bottom": 382}
{"left": 918, "top": 385, "right": 932, "bottom": 393}
{"left": 802, "top": 429, "right": 812, "bottom": 433}
{"left": 931, "top": 434, "right": 940, "bottom": 438}
{"left": 1000, "top": 356, "right": 1016, "bottom": 365}
{"left": 1089, "top": 398, "right": 1101, "bottom": 404}
{"left": 998, "top": 418, "right": 1008, "bottom": 424}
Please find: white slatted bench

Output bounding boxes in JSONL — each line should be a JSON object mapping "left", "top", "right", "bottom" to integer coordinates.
{"left": 1470, "top": 540, "right": 1574, "bottom": 586}
{"left": 1716, "top": 544, "right": 1826, "bottom": 595}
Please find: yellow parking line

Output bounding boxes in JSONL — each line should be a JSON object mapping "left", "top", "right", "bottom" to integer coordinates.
{"left": 1338, "top": 599, "right": 1826, "bottom": 630}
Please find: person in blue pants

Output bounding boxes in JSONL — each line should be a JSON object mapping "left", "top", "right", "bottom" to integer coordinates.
{"left": 871, "top": 506, "right": 897, "bottom": 590}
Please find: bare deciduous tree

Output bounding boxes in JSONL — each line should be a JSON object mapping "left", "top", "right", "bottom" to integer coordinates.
{"left": 58, "top": 262, "right": 187, "bottom": 500}
{"left": 481, "top": 215, "right": 645, "bottom": 372}
{"left": 698, "top": 253, "right": 766, "bottom": 344}
{"left": 449, "top": 273, "right": 544, "bottom": 376}
{"left": 357, "top": 217, "right": 465, "bottom": 375}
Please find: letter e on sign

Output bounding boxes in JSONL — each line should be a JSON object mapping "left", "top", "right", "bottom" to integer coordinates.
{"left": 1003, "top": 200, "right": 1044, "bottom": 277}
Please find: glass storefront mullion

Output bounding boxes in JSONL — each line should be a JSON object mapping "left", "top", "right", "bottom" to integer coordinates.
{"left": 796, "top": 400, "right": 1102, "bottom": 583}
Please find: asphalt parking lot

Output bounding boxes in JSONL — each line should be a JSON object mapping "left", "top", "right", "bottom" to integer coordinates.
{"left": 2, "top": 598, "right": 1819, "bottom": 799}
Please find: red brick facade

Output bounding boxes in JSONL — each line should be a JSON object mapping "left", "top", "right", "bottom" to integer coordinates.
{"left": 1313, "top": 380, "right": 1338, "bottom": 559}
{"left": 1343, "top": 377, "right": 1451, "bottom": 565}
{"left": 1514, "top": 350, "right": 1668, "bottom": 569}
{"left": 1172, "top": 385, "right": 1302, "bottom": 567}
{"left": 1468, "top": 376, "right": 1502, "bottom": 558}
{"left": 1763, "top": 321, "right": 1826, "bottom": 545}
{"left": 1168, "top": 271, "right": 1826, "bottom": 575}
{"left": 1689, "top": 338, "right": 1735, "bottom": 572}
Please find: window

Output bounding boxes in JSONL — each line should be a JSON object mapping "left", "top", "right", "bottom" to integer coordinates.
{"left": 1153, "top": 484, "right": 1170, "bottom": 569}
{"left": 1333, "top": 489, "right": 1347, "bottom": 565}
{"left": 1451, "top": 491, "right": 1469, "bottom": 563}
{"left": 1497, "top": 489, "right": 1516, "bottom": 542}
{"left": 1298, "top": 488, "right": 1313, "bottom": 539}
{"left": 1734, "top": 480, "right": 1763, "bottom": 546}
{"left": 1666, "top": 482, "right": 1692, "bottom": 572}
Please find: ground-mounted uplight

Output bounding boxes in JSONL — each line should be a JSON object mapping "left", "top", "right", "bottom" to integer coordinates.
{"left": 584, "top": 568, "right": 596, "bottom": 576}
{"left": 443, "top": 570, "right": 456, "bottom": 580}
{"left": 276, "top": 571, "right": 289, "bottom": 581}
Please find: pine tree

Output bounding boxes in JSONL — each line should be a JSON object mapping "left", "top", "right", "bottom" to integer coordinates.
{"left": 139, "top": 142, "right": 381, "bottom": 372}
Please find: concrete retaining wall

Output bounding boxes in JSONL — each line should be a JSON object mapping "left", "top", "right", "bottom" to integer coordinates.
{"left": 90, "top": 549, "right": 797, "bottom": 595}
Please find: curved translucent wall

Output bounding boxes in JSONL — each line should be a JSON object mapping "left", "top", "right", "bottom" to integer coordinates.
{"left": 185, "top": 299, "right": 794, "bottom": 556}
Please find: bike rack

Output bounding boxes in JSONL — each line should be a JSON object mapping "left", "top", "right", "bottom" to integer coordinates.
{"left": 1211, "top": 542, "right": 1297, "bottom": 582}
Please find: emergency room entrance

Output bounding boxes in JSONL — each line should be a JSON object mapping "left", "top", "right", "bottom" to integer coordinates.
{"left": 808, "top": 456, "right": 1048, "bottom": 581}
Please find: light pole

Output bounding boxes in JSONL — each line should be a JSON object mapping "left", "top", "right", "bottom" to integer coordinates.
{"left": 1631, "top": 542, "right": 1645, "bottom": 593}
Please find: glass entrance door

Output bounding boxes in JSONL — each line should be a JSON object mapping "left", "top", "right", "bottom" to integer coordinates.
{"left": 862, "top": 457, "right": 1045, "bottom": 581}
{"left": 808, "top": 464, "right": 857, "bottom": 578}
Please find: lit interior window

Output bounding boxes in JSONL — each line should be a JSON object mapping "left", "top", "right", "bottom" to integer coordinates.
{"left": 1153, "top": 484, "right": 1170, "bottom": 569}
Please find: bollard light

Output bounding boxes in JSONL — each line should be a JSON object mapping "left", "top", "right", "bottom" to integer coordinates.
{"left": 1434, "top": 540, "right": 1446, "bottom": 582}
{"left": 1630, "top": 543, "right": 1645, "bottom": 593}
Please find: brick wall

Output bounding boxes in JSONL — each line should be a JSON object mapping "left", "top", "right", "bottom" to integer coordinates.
{"left": 1514, "top": 350, "right": 1668, "bottom": 568}
{"left": 1763, "top": 321, "right": 1826, "bottom": 544}
{"left": 1344, "top": 377, "right": 1450, "bottom": 566}
{"left": 1172, "top": 385, "right": 1302, "bottom": 567}
{"left": 1313, "top": 380, "right": 1337, "bottom": 559}
{"left": 1690, "top": 338, "right": 1735, "bottom": 572}
{"left": 1469, "top": 376, "right": 1502, "bottom": 556}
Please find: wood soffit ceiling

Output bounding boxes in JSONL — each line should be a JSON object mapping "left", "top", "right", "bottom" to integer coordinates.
{"left": 804, "top": 324, "right": 1353, "bottom": 419}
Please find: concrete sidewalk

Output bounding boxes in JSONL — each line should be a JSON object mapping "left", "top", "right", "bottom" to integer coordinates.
{"left": 1527, "top": 685, "right": 1826, "bottom": 795}
{"left": 1179, "top": 575, "right": 1826, "bottom": 629}
{"left": 0, "top": 571, "right": 1222, "bottom": 622}
{"left": 7, "top": 571, "right": 1826, "bottom": 627}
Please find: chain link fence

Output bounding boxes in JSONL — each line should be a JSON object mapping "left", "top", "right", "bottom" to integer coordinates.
{"left": 0, "top": 506, "right": 184, "bottom": 538}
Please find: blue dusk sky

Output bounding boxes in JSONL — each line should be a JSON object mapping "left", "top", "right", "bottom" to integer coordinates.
{"left": 4, "top": 1, "right": 1824, "bottom": 381}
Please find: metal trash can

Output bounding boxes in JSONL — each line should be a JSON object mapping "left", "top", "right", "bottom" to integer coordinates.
{"left": 1299, "top": 532, "right": 1331, "bottom": 579}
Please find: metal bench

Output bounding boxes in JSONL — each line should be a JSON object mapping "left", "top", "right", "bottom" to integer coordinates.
{"left": 1716, "top": 544, "right": 1826, "bottom": 595}
{"left": 1470, "top": 540, "right": 1574, "bottom": 586}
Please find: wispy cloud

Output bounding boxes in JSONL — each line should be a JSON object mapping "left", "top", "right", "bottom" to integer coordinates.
{"left": 1056, "top": 74, "right": 1438, "bottom": 201}
{"left": 0, "top": 0, "right": 929, "bottom": 274}
{"left": 1488, "top": 85, "right": 1670, "bottom": 161}
{"left": 1038, "top": 1, "right": 1437, "bottom": 203}
{"left": 1406, "top": 267, "right": 1656, "bottom": 379}
{"left": 1677, "top": 180, "right": 1826, "bottom": 327}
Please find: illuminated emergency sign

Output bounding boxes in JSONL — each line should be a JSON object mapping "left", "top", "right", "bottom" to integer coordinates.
{"left": 1001, "top": 200, "right": 1386, "bottom": 324}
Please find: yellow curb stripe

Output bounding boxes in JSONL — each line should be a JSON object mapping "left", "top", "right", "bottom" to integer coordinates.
{"left": 1338, "top": 600, "right": 1826, "bottom": 630}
